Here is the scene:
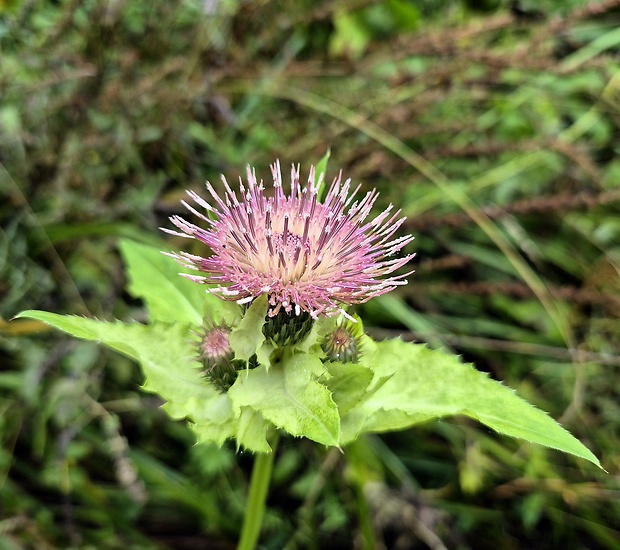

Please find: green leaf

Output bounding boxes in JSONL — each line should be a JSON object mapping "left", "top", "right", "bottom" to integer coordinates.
{"left": 387, "top": 0, "right": 420, "bottom": 31}
{"left": 118, "top": 239, "right": 204, "bottom": 325}
{"left": 228, "top": 351, "right": 340, "bottom": 447}
{"left": 326, "top": 359, "right": 392, "bottom": 418}
{"left": 295, "top": 315, "right": 337, "bottom": 355}
{"left": 329, "top": 10, "right": 371, "bottom": 59}
{"left": 166, "top": 394, "right": 237, "bottom": 448}
{"left": 229, "top": 294, "right": 267, "bottom": 362}
{"left": 325, "top": 362, "right": 374, "bottom": 414}
{"left": 119, "top": 239, "right": 238, "bottom": 326}
{"left": 14, "top": 310, "right": 250, "bottom": 450}
{"left": 343, "top": 339, "right": 601, "bottom": 468}
{"left": 16, "top": 311, "right": 139, "bottom": 358}
{"left": 236, "top": 407, "right": 272, "bottom": 453}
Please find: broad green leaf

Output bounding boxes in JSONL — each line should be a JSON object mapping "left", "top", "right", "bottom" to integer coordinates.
{"left": 166, "top": 395, "right": 238, "bottom": 448}
{"left": 236, "top": 407, "right": 272, "bottom": 453}
{"left": 326, "top": 361, "right": 392, "bottom": 416}
{"left": 256, "top": 340, "right": 277, "bottom": 371}
{"left": 325, "top": 362, "right": 374, "bottom": 414}
{"left": 229, "top": 294, "right": 267, "bottom": 362}
{"left": 342, "top": 339, "right": 601, "bottom": 468}
{"left": 323, "top": 318, "right": 386, "bottom": 415}
{"left": 228, "top": 351, "right": 340, "bottom": 447}
{"left": 14, "top": 311, "right": 249, "bottom": 449}
{"left": 119, "top": 239, "right": 237, "bottom": 326}
{"left": 16, "top": 311, "right": 140, "bottom": 358}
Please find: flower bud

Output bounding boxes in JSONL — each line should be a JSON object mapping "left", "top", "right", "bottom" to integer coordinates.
{"left": 199, "top": 325, "right": 236, "bottom": 392}
{"left": 322, "top": 322, "right": 361, "bottom": 363}
{"left": 262, "top": 307, "right": 314, "bottom": 346}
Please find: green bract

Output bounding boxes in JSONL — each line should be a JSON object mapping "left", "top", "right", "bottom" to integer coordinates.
{"left": 16, "top": 240, "right": 601, "bottom": 468}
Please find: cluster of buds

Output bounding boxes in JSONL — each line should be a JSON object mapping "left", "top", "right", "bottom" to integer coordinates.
{"left": 200, "top": 313, "right": 364, "bottom": 393}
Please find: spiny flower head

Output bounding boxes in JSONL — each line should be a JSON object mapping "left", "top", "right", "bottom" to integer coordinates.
{"left": 163, "top": 161, "right": 414, "bottom": 320}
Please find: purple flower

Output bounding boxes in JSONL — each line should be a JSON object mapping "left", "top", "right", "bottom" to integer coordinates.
{"left": 162, "top": 161, "right": 415, "bottom": 320}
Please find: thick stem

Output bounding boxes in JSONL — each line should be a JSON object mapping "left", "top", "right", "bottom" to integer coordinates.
{"left": 236, "top": 434, "right": 279, "bottom": 550}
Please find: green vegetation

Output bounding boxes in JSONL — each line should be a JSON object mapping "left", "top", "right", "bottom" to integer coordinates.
{"left": 1, "top": 0, "right": 619, "bottom": 548}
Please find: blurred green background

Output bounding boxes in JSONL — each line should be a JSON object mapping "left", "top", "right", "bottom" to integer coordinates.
{"left": 1, "top": 0, "right": 619, "bottom": 548}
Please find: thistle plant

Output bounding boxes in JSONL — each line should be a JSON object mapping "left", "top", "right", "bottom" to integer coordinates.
{"left": 16, "top": 160, "right": 601, "bottom": 550}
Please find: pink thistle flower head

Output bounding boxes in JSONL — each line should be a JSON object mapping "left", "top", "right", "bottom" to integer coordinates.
{"left": 162, "top": 161, "right": 415, "bottom": 320}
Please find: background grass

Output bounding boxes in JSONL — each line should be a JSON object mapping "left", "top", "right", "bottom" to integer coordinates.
{"left": 1, "top": 0, "right": 619, "bottom": 548}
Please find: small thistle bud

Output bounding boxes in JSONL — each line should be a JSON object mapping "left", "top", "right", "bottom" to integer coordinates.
{"left": 262, "top": 307, "right": 314, "bottom": 346}
{"left": 199, "top": 325, "right": 236, "bottom": 392}
{"left": 322, "top": 322, "right": 361, "bottom": 363}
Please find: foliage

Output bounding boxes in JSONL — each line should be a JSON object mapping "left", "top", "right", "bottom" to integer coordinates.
{"left": 1, "top": 0, "right": 619, "bottom": 548}
{"left": 18, "top": 241, "right": 600, "bottom": 466}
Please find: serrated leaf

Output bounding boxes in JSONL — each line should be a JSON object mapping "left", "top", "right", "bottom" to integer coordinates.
{"left": 343, "top": 339, "right": 601, "bottom": 468}
{"left": 16, "top": 311, "right": 140, "bottom": 358}
{"left": 16, "top": 310, "right": 210, "bottom": 402}
{"left": 236, "top": 407, "right": 272, "bottom": 453}
{"left": 180, "top": 394, "right": 238, "bottom": 448}
{"left": 256, "top": 340, "right": 277, "bottom": 370}
{"left": 325, "top": 362, "right": 374, "bottom": 414}
{"left": 228, "top": 352, "right": 340, "bottom": 446}
{"left": 119, "top": 239, "right": 238, "bottom": 326}
{"left": 14, "top": 310, "right": 250, "bottom": 449}
{"left": 229, "top": 294, "right": 267, "bottom": 362}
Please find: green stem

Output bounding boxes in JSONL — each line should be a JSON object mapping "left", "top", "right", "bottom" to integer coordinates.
{"left": 237, "top": 434, "right": 280, "bottom": 550}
